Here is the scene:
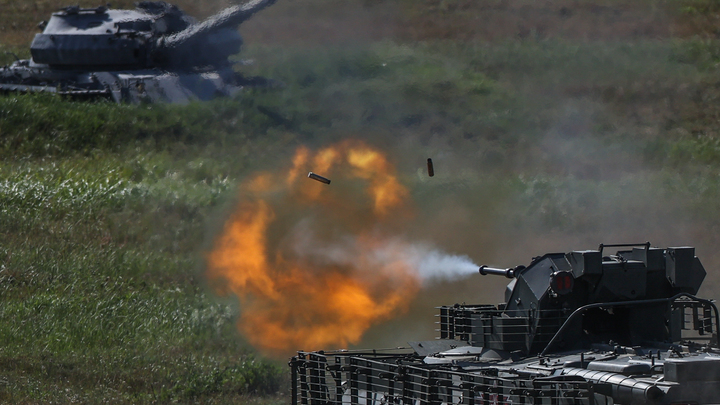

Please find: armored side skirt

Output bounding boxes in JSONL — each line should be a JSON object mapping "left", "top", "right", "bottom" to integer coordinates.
{"left": 290, "top": 351, "right": 595, "bottom": 405}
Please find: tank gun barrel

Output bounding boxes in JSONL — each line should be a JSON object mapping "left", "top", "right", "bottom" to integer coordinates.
{"left": 153, "top": 0, "right": 277, "bottom": 68}
{"left": 161, "top": 0, "right": 276, "bottom": 48}
{"left": 561, "top": 368, "right": 664, "bottom": 404}
{"left": 478, "top": 265, "right": 517, "bottom": 278}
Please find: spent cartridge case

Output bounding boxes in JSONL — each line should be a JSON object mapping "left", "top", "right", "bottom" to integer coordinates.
{"left": 308, "top": 172, "right": 331, "bottom": 184}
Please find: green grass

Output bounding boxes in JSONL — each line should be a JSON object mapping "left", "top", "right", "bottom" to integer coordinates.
{"left": 0, "top": 150, "right": 286, "bottom": 403}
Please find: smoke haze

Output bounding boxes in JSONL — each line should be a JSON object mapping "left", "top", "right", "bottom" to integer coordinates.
{"left": 205, "top": 0, "right": 720, "bottom": 349}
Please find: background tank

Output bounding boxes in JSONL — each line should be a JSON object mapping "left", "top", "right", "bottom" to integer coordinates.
{"left": 0, "top": 0, "right": 276, "bottom": 103}
{"left": 290, "top": 243, "right": 720, "bottom": 405}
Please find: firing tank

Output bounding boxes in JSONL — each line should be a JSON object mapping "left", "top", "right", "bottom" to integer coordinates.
{"left": 290, "top": 243, "right": 720, "bottom": 405}
{"left": 0, "top": 0, "right": 276, "bottom": 103}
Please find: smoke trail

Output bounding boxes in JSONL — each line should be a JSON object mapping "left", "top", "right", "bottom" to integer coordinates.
{"left": 288, "top": 224, "right": 478, "bottom": 286}
{"left": 405, "top": 244, "right": 479, "bottom": 284}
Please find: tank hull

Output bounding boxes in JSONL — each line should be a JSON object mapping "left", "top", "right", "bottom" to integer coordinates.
{"left": 0, "top": 61, "right": 244, "bottom": 103}
{"left": 292, "top": 346, "right": 720, "bottom": 405}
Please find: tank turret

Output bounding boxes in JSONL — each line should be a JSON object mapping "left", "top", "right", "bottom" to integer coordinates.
{"left": 466, "top": 243, "right": 708, "bottom": 355}
{"left": 0, "top": 0, "right": 277, "bottom": 103}
{"left": 290, "top": 243, "right": 720, "bottom": 405}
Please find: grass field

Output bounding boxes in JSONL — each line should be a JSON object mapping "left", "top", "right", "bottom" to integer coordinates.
{"left": 2, "top": 0, "right": 720, "bottom": 403}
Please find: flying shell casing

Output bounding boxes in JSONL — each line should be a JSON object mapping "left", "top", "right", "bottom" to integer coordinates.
{"left": 427, "top": 158, "right": 434, "bottom": 177}
{"left": 308, "top": 172, "right": 331, "bottom": 184}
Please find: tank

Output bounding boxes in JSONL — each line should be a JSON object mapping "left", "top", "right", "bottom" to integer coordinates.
{"left": 0, "top": 0, "right": 276, "bottom": 103}
{"left": 290, "top": 243, "right": 720, "bottom": 405}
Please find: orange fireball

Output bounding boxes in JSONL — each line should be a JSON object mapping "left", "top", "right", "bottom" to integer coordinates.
{"left": 206, "top": 140, "right": 419, "bottom": 356}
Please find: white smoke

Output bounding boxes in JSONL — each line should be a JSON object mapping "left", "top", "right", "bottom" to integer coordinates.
{"left": 404, "top": 244, "right": 479, "bottom": 284}
{"left": 288, "top": 220, "right": 478, "bottom": 286}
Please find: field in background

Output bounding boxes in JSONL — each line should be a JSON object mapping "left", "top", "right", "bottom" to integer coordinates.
{"left": 2, "top": 0, "right": 720, "bottom": 403}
